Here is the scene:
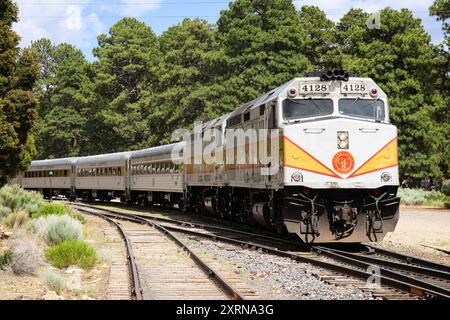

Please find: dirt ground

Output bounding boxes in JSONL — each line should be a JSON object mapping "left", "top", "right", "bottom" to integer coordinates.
{"left": 0, "top": 215, "right": 113, "bottom": 300}
{"left": 378, "top": 206, "right": 450, "bottom": 265}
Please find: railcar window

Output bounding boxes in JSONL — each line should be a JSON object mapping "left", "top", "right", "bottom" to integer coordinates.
{"left": 338, "top": 99, "right": 385, "bottom": 121}
{"left": 283, "top": 99, "right": 333, "bottom": 120}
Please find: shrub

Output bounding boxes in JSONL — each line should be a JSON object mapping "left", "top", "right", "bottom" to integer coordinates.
{"left": 0, "top": 185, "right": 44, "bottom": 215}
{"left": 0, "top": 206, "right": 12, "bottom": 219}
{"left": 36, "top": 203, "right": 69, "bottom": 217}
{"left": 44, "top": 271, "right": 65, "bottom": 295}
{"left": 441, "top": 180, "right": 450, "bottom": 196}
{"left": 397, "top": 188, "right": 447, "bottom": 207}
{"left": 28, "top": 216, "right": 49, "bottom": 236}
{"left": 42, "top": 215, "right": 83, "bottom": 245}
{"left": 45, "top": 240, "right": 97, "bottom": 270}
{"left": 11, "top": 236, "right": 43, "bottom": 275}
{"left": 4, "top": 211, "right": 29, "bottom": 228}
{"left": 0, "top": 250, "right": 12, "bottom": 270}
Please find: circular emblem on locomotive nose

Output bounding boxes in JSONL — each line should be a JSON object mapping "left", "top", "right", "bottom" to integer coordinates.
{"left": 332, "top": 151, "right": 355, "bottom": 175}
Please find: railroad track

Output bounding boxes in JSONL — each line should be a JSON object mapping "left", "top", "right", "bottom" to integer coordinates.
{"left": 77, "top": 205, "right": 261, "bottom": 300}
{"left": 70, "top": 202, "right": 450, "bottom": 300}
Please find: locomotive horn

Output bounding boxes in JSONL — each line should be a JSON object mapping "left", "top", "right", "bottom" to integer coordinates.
{"left": 342, "top": 72, "right": 350, "bottom": 82}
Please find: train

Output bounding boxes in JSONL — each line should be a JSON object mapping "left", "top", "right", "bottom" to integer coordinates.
{"left": 9, "top": 71, "right": 401, "bottom": 243}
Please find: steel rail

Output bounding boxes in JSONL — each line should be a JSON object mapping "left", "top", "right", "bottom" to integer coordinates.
{"left": 313, "top": 246, "right": 450, "bottom": 299}
{"left": 322, "top": 247, "right": 450, "bottom": 280}
{"left": 365, "top": 245, "right": 450, "bottom": 273}
{"left": 76, "top": 207, "right": 245, "bottom": 300}
{"left": 69, "top": 201, "right": 304, "bottom": 248}
{"left": 420, "top": 245, "right": 450, "bottom": 256}
{"left": 80, "top": 209, "right": 143, "bottom": 300}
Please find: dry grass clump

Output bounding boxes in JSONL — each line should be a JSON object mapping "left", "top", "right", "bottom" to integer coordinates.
{"left": 4, "top": 211, "right": 29, "bottom": 229}
{"left": 10, "top": 234, "right": 43, "bottom": 275}
{"left": 44, "top": 270, "right": 65, "bottom": 295}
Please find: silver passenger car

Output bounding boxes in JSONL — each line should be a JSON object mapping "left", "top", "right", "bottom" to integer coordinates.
{"left": 75, "top": 152, "right": 131, "bottom": 201}
{"left": 20, "top": 158, "right": 76, "bottom": 198}
{"left": 129, "top": 143, "right": 184, "bottom": 207}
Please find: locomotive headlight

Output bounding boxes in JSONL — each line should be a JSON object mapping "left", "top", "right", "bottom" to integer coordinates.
{"left": 337, "top": 131, "right": 349, "bottom": 149}
{"left": 291, "top": 172, "right": 303, "bottom": 182}
{"left": 381, "top": 172, "right": 392, "bottom": 182}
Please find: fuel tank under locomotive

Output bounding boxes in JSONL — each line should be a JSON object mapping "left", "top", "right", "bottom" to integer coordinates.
{"left": 273, "top": 187, "right": 399, "bottom": 243}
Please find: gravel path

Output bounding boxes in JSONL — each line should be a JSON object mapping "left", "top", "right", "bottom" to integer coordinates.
{"left": 185, "top": 237, "right": 376, "bottom": 300}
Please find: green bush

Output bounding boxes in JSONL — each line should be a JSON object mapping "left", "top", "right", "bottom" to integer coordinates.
{"left": 0, "top": 250, "right": 12, "bottom": 271}
{"left": 4, "top": 211, "right": 29, "bottom": 228}
{"left": 36, "top": 215, "right": 84, "bottom": 245}
{"left": 441, "top": 180, "right": 450, "bottom": 196}
{"left": 0, "top": 185, "right": 44, "bottom": 215}
{"left": 397, "top": 188, "right": 447, "bottom": 207}
{"left": 44, "top": 271, "right": 65, "bottom": 295}
{"left": 33, "top": 203, "right": 69, "bottom": 219}
{"left": 45, "top": 240, "right": 97, "bottom": 270}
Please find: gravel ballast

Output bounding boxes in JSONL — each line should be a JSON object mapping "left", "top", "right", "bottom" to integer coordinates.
{"left": 185, "top": 237, "right": 377, "bottom": 300}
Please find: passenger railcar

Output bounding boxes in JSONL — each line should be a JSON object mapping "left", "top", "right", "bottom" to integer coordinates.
{"left": 74, "top": 152, "right": 130, "bottom": 202}
{"left": 129, "top": 143, "right": 184, "bottom": 208}
{"left": 12, "top": 158, "right": 76, "bottom": 199}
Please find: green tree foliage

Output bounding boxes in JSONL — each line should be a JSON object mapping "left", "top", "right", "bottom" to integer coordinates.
{"left": 429, "top": 0, "right": 450, "bottom": 175}
{"left": 212, "top": 0, "right": 311, "bottom": 113}
{"left": 329, "top": 8, "right": 446, "bottom": 178}
{"left": 0, "top": 0, "right": 38, "bottom": 185}
{"left": 149, "top": 19, "right": 218, "bottom": 145}
{"left": 33, "top": 42, "right": 94, "bottom": 158}
{"left": 91, "top": 18, "right": 160, "bottom": 153}
{"left": 298, "top": 5, "right": 335, "bottom": 70}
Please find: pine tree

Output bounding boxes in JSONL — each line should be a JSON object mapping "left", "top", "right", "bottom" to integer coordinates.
{"left": 298, "top": 5, "right": 335, "bottom": 70}
{"left": 330, "top": 8, "right": 445, "bottom": 178}
{"left": 92, "top": 18, "right": 161, "bottom": 153}
{"left": 211, "top": 0, "right": 311, "bottom": 113}
{"left": 0, "top": 0, "right": 38, "bottom": 185}
{"left": 32, "top": 42, "right": 94, "bottom": 159}
{"left": 148, "top": 19, "right": 218, "bottom": 145}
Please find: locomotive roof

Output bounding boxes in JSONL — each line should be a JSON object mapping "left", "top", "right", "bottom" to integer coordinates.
{"left": 130, "top": 142, "right": 185, "bottom": 160}
{"left": 227, "top": 79, "right": 296, "bottom": 118}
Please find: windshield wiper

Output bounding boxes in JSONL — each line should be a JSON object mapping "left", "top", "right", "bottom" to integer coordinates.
{"left": 308, "top": 97, "right": 325, "bottom": 113}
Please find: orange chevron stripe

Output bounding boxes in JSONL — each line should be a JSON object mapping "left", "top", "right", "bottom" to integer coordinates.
{"left": 283, "top": 136, "right": 341, "bottom": 179}
{"left": 347, "top": 137, "right": 398, "bottom": 179}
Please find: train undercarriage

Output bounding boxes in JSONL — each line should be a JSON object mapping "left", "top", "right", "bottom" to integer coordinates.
{"left": 32, "top": 185, "right": 400, "bottom": 243}
{"left": 186, "top": 186, "right": 400, "bottom": 243}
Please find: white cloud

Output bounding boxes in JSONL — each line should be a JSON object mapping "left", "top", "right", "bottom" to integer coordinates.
{"left": 13, "top": 0, "right": 106, "bottom": 58}
{"left": 120, "top": 0, "right": 162, "bottom": 17}
{"left": 63, "top": 5, "right": 83, "bottom": 31}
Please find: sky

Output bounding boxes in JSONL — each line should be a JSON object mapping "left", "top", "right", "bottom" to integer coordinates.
{"left": 13, "top": 0, "right": 445, "bottom": 61}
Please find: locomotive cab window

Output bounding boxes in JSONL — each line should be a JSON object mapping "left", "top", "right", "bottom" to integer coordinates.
{"left": 338, "top": 99, "right": 385, "bottom": 121}
{"left": 283, "top": 99, "right": 333, "bottom": 121}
